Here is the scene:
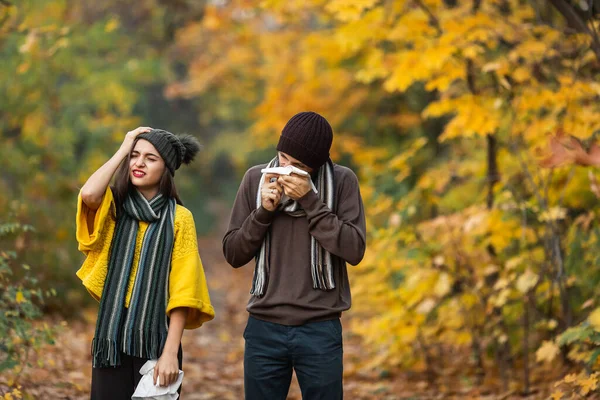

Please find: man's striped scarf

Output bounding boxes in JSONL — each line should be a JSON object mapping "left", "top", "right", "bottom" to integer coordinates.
{"left": 92, "top": 189, "right": 175, "bottom": 368}
{"left": 252, "top": 156, "right": 336, "bottom": 297}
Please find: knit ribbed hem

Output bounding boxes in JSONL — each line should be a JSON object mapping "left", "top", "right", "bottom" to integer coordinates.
{"left": 296, "top": 189, "right": 320, "bottom": 212}
{"left": 256, "top": 206, "right": 277, "bottom": 224}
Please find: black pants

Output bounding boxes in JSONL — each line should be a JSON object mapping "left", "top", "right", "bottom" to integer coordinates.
{"left": 244, "top": 316, "right": 344, "bottom": 400}
{"left": 91, "top": 346, "right": 183, "bottom": 400}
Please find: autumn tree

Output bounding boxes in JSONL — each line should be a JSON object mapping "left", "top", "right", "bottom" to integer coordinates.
{"left": 169, "top": 0, "right": 600, "bottom": 395}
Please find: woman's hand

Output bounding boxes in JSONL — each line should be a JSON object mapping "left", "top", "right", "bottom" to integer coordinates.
{"left": 153, "top": 352, "right": 179, "bottom": 387}
{"left": 119, "top": 126, "right": 153, "bottom": 154}
{"left": 153, "top": 307, "right": 187, "bottom": 387}
{"left": 80, "top": 126, "right": 152, "bottom": 211}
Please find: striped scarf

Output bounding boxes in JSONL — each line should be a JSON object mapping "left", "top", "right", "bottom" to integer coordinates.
{"left": 252, "top": 156, "right": 336, "bottom": 297}
{"left": 92, "top": 189, "right": 175, "bottom": 368}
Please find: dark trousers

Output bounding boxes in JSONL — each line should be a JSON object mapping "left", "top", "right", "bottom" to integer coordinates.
{"left": 91, "top": 346, "right": 183, "bottom": 400}
{"left": 244, "top": 316, "right": 344, "bottom": 400}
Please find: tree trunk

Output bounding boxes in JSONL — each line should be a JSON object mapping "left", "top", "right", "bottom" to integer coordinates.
{"left": 487, "top": 134, "right": 499, "bottom": 210}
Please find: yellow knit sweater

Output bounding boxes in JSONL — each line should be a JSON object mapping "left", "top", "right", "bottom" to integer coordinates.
{"left": 76, "top": 188, "right": 215, "bottom": 329}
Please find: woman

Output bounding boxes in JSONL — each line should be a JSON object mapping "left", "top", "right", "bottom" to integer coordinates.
{"left": 76, "top": 127, "right": 215, "bottom": 399}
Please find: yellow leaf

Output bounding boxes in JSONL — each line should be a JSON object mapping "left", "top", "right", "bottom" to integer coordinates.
{"left": 105, "top": 17, "right": 120, "bottom": 33}
{"left": 536, "top": 340, "right": 559, "bottom": 363}
{"left": 516, "top": 269, "right": 537, "bottom": 293}
{"left": 564, "top": 373, "right": 578, "bottom": 383}
{"left": 15, "top": 291, "right": 25, "bottom": 304}
{"left": 539, "top": 207, "right": 568, "bottom": 222}
{"left": 550, "top": 390, "right": 564, "bottom": 400}
{"left": 493, "top": 288, "right": 510, "bottom": 307}
{"left": 325, "top": 0, "right": 380, "bottom": 22}
{"left": 19, "top": 30, "right": 37, "bottom": 53}
{"left": 22, "top": 111, "right": 48, "bottom": 143}
{"left": 578, "top": 374, "right": 598, "bottom": 395}
{"left": 589, "top": 307, "right": 600, "bottom": 331}
{"left": 219, "top": 331, "right": 231, "bottom": 342}
{"left": 417, "top": 298, "right": 436, "bottom": 314}
{"left": 16, "top": 62, "right": 30, "bottom": 74}
{"left": 433, "top": 273, "right": 451, "bottom": 297}
{"left": 512, "top": 67, "right": 531, "bottom": 83}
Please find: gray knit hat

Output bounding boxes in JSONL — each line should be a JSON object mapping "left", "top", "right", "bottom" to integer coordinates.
{"left": 137, "top": 129, "right": 201, "bottom": 175}
{"left": 276, "top": 111, "right": 333, "bottom": 169}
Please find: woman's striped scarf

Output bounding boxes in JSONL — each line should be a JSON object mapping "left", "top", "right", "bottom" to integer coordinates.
{"left": 92, "top": 189, "right": 175, "bottom": 368}
{"left": 252, "top": 156, "right": 336, "bottom": 297}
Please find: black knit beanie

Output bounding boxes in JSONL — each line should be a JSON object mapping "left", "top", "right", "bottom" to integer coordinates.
{"left": 137, "top": 129, "right": 201, "bottom": 175}
{"left": 276, "top": 111, "right": 333, "bottom": 169}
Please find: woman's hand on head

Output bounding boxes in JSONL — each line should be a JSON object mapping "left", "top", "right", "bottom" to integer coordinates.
{"left": 120, "top": 127, "right": 153, "bottom": 153}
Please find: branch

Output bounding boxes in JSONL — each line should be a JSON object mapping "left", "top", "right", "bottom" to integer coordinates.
{"left": 413, "top": 0, "right": 442, "bottom": 35}
{"left": 0, "top": 0, "right": 11, "bottom": 7}
{"left": 547, "top": 0, "right": 600, "bottom": 61}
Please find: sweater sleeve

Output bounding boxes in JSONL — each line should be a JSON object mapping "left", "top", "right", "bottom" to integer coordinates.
{"left": 222, "top": 167, "right": 276, "bottom": 268}
{"left": 297, "top": 167, "right": 366, "bottom": 265}
{"left": 75, "top": 187, "right": 116, "bottom": 300}
{"left": 76, "top": 187, "right": 115, "bottom": 253}
{"left": 167, "top": 207, "right": 215, "bottom": 329}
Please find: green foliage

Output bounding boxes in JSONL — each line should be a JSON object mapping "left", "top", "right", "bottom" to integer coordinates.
{"left": 0, "top": 222, "right": 56, "bottom": 381}
{"left": 558, "top": 324, "right": 595, "bottom": 347}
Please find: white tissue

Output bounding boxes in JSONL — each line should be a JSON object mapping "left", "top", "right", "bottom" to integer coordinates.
{"left": 131, "top": 360, "right": 184, "bottom": 400}
{"left": 260, "top": 165, "right": 309, "bottom": 176}
{"left": 260, "top": 166, "right": 317, "bottom": 193}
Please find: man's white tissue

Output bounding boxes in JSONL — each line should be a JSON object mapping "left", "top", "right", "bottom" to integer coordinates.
{"left": 260, "top": 166, "right": 318, "bottom": 194}
{"left": 260, "top": 165, "right": 309, "bottom": 177}
{"left": 131, "top": 359, "right": 183, "bottom": 400}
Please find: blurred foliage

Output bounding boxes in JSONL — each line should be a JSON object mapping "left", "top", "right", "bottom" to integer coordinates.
{"left": 5, "top": 0, "right": 600, "bottom": 396}
{"left": 0, "top": 222, "right": 56, "bottom": 395}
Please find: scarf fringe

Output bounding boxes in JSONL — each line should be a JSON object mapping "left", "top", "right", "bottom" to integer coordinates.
{"left": 127, "top": 329, "right": 168, "bottom": 360}
{"left": 92, "top": 337, "right": 120, "bottom": 368}
{"left": 250, "top": 268, "right": 265, "bottom": 297}
{"left": 312, "top": 264, "right": 336, "bottom": 290}
{"left": 93, "top": 330, "right": 168, "bottom": 368}
{"left": 250, "top": 238, "right": 268, "bottom": 297}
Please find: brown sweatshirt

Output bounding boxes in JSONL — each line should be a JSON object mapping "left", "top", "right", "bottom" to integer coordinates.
{"left": 222, "top": 163, "right": 367, "bottom": 325}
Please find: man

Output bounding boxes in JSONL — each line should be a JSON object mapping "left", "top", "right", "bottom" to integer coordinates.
{"left": 222, "top": 111, "right": 366, "bottom": 400}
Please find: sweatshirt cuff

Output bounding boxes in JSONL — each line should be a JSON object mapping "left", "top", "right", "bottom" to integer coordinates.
{"left": 297, "top": 189, "right": 321, "bottom": 212}
{"left": 255, "top": 206, "right": 277, "bottom": 224}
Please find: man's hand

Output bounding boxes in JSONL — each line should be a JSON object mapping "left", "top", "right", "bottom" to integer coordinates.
{"left": 261, "top": 174, "right": 283, "bottom": 211}
{"left": 278, "top": 173, "right": 312, "bottom": 200}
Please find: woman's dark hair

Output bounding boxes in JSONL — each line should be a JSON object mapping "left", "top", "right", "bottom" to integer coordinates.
{"left": 112, "top": 138, "right": 183, "bottom": 214}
